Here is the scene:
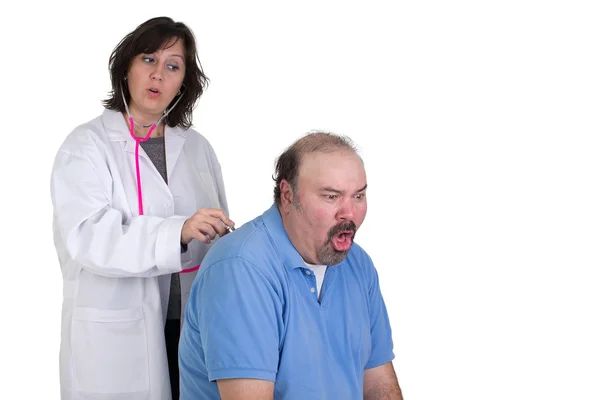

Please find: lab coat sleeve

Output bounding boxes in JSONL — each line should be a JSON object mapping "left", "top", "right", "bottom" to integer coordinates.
{"left": 51, "top": 149, "right": 185, "bottom": 278}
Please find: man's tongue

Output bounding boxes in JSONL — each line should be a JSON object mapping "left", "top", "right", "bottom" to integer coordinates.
{"left": 332, "top": 232, "right": 353, "bottom": 251}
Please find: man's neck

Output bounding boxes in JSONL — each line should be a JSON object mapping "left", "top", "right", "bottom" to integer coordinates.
{"left": 279, "top": 206, "right": 319, "bottom": 265}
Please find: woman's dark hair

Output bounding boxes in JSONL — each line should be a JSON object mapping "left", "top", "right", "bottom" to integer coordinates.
{"left": 102, "top": 16, "right": 208, "bottom": 129}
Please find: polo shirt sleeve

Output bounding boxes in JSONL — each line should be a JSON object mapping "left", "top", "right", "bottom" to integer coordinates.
{"left": 365, "top": 265, "right": 396, "bottom": 370}
{"left": 195, "top": 257, "right": 283, "bottom": 382}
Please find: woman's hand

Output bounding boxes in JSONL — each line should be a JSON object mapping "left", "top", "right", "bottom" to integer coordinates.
{"left": 181, "top": 208, "right": 235, "bottom": 245}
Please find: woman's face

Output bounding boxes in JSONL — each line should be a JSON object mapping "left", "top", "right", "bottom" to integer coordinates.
{"left": 126, "top": 37, "right": 186, "bottom": 121}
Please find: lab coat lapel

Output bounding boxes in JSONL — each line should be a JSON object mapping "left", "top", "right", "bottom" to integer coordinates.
{"left": 102, "top": 110, "right": 171, "bottom": 213}
{"left": 103, "top": 109, "right": 150, "bottom": 161}
{"left": 123, "top": 138, "right": 150, "bottom": 161}
{"left": 165, "top": 126, "right": 186, "bottom": 182}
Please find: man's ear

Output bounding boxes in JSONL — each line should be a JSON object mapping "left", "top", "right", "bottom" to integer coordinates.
{"left": 280, "top": 180, "right": 293, "bottom": 213}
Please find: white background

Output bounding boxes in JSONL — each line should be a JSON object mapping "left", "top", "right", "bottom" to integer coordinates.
{"left": 1, "top": 0, "right": 599, "bottom": 399}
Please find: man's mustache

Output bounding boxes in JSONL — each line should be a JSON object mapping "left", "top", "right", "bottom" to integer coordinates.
{"left": 327, "top": 221, "right": 357, "bottom": 242}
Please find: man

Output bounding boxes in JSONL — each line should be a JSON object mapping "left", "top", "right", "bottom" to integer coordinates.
{"left": 179, "top": 132, "right": 403, "bottom": 399}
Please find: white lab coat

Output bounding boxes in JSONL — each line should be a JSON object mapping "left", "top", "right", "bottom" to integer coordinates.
{"left": 51, "top": 109, "right": 229, "bottom": 400}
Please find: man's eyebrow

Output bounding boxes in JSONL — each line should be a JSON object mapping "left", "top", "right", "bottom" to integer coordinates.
{"left": 320, "top": 187, "right": 344, "bottom": 194}
{"left": 319, "top": 184, "right": 368, "bottom": 194}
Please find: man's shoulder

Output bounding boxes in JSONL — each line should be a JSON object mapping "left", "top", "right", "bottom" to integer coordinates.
{"left": 339, "top": 242, "right": 382, "bottom": 288}
{"left": 345, "top": 242, "right": 375, "bottom": 269}
{"left": 199, "top": 215, "right": 282, "bottom": 278}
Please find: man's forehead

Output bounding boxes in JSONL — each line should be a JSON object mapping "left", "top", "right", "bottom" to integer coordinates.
{"left": 299, "top": 149, "right": 361, "bottom": 165}
{"left": 297, "top": 150, "right": 366, "bottom": 185}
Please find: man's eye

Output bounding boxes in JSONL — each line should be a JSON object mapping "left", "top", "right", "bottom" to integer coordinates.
{"left": 327, "top": 195, "right": 338, "bottom": 200}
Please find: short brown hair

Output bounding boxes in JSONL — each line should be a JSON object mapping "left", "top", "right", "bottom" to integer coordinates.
{"left": 273, "top": 131, "right": 358, "bottom": 205}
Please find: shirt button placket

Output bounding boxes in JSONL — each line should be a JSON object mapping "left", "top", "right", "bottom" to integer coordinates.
{"left": 303, "top": 269, "right": 317, "bottom": 299}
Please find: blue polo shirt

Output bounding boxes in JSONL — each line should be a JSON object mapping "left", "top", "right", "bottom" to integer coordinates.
{"left": 179, "top": 204, "right": 395, "bottom": 399}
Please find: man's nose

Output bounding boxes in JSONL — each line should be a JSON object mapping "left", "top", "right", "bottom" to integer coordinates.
{"left": 336, "top": 197, "right": 355, "bottom": 222}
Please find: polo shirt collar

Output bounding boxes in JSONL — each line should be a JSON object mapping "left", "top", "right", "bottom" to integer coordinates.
{"left": 262, "top": 203, "right": 348, "bottom": 270}
{"left": 262, "top": 204, "right": 309, "bottom": 270}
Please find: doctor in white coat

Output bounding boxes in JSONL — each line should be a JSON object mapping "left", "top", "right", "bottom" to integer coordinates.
{"left": 50, "top": 17, "right": 233, "bottom": 400}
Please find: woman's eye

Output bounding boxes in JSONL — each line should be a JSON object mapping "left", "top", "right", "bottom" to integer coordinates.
{"left": 167, "top": 64, "right": 180, "bottom": 71}
{"left": 142, "top": 56, "right": 154, "bottom": 63}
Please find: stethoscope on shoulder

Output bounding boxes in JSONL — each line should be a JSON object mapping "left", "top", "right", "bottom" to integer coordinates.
{"left": 121, "top": 86, "right": 234, "bottom": 274}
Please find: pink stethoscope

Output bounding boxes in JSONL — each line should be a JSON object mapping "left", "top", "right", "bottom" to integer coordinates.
{"left": 122, "top": 88, "right": 202, "bottom": 274}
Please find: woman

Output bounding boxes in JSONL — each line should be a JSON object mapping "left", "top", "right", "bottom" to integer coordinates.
{"left": 50, "top": 17, "right": 233, "bottom": 400}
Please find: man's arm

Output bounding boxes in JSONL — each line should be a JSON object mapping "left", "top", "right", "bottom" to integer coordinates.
{"left": 363, "top": 362, "right": 403, "bottom": 400}
{"left": 217, "top": 379, "right": 274, "bottom": 400}
{"left": 361, "top": 253, "right": 401, "bottom": 399}
{"left": 193, "top": 258, "right": 282, "bottom": 395}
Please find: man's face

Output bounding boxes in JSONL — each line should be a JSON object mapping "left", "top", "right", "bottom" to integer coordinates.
{"left": 281, "top": 150, "right": 368, "bottom": 265}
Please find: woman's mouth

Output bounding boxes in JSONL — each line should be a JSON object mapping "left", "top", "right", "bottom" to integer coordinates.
{"left": 147, "top": 88, "right": 160, "bottom": 98}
